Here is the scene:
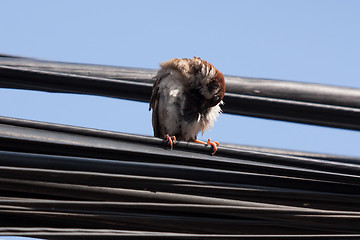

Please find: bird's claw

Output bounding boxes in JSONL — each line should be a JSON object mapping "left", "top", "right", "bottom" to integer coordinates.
{"left": 164, "top": 134, "right": 176, "bottom": 150}
{"left": 206, "top": 138, "right": 219, "bottom": 155}
{"left": 194, "top": 138, "right": 220, "bottom": 155}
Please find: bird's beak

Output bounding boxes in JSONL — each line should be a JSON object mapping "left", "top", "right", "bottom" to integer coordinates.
{"left": 209, "top": 95, "right": 221, "bottom": 107}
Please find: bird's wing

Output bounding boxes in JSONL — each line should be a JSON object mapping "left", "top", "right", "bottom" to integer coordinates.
{"left": 149, "top": 72, "right": 170, "bottom": 138}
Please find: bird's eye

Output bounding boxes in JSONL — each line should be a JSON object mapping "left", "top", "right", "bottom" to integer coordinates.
{"left": 207, "top": 80, "right": 219, "bottom": 93}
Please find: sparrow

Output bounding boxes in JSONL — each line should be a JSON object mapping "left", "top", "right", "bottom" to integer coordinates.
{"left": 149, "top": 57, "right": 225, "bottom": 155}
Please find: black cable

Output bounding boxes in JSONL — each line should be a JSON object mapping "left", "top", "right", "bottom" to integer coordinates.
{"left": 1, "top": 56, "right": 360, "bottom": 130}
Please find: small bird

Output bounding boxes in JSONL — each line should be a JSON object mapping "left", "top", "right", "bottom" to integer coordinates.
{"left": 149, "top": 57, "right": 225, "bottom": 155}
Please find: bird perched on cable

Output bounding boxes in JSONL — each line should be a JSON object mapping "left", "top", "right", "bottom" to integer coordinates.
{"left": 149, "top": 57, "right": 225, "bottom": 155}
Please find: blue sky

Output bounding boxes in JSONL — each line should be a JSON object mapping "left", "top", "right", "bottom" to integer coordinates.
{"left": 1, "top": 0, "right": 360, "bottom": 157}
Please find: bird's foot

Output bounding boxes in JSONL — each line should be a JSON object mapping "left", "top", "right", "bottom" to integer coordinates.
{"left": 164, "top": 134, "right": 176, "bottom": 150}
{"left": 193, "top": 138, "right": 220, "bottom": 155}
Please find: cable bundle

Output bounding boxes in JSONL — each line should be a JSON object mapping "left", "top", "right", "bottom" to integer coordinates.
{"left": 0, "top": 116, "right": 359, "bottom": 239}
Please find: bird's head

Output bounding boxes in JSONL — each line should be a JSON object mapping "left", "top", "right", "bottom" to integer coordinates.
{"left": 159, "top": 56, "right": 226, "bottom": 107}
{"left": 189, "top": 57, "right": 225, "bottom": 107}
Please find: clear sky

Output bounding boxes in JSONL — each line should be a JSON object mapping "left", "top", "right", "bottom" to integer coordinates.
{"left": 1, "top": 0, "right": 360, "bottom": 157}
